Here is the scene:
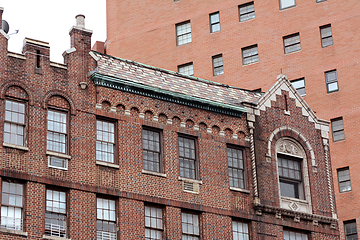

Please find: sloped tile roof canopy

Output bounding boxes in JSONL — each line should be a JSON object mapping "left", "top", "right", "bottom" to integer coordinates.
{"left": 91, "top": 52, "right": 262, "bottom": 116}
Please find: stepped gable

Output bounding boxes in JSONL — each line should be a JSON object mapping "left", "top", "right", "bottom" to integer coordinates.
{"left": 91, "top": 52, "right": 262, "bottom": 107}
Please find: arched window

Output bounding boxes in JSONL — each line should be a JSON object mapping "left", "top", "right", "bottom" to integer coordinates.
{"left": 276, "top": 137, "right": 312, "bottom": 213}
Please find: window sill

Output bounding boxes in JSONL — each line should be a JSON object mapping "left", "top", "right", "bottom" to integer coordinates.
{"left": 230, "top": 187, "right": 250, "bottom": 194}
{"left": 43, "top": 235, "right": 71, "bottom": 240}
{"left": 142, "top": 169, "right": 166, "bottom": 178}
{"left": 3, "top": 142, "right": 29, "bottom": 151}
{"left": 46, "top": 151, "right": 71, "bottom": 159}
{"left": 178, "top": 176, "right": 203, "bottom": 184}
{"left": 0, "top": 228, "right": 27, "bottom": 236}
{"left": 281, "top": 196, "right": 307, "bottom": 203}
{"left": 96, "top": 161, "right": 119, "bottom": 169}
{"left": 242, "top": 61, "right": 259, "bottom": 67}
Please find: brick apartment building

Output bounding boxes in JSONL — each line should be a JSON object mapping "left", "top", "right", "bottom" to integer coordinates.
{"left": 0, "top": 6, "right": 339, "bottom": 240}
{"left": 103, "top": 0, "right": 360, "bottom": 239}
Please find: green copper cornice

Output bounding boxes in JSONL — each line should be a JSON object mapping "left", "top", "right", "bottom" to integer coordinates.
{"left": 91, "top": 72, "right": 246, "bottom": 117}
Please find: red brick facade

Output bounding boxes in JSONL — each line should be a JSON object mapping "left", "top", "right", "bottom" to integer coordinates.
{"left": 105, "top": 1, "right": 360, "bottom": 239}
{"left": 0, "top": 8, "right": 338, "bottom": 240}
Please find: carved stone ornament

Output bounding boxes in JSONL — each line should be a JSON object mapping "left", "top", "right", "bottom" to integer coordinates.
{"left": 276, "top": 139, "right": 302, "bottom": 157}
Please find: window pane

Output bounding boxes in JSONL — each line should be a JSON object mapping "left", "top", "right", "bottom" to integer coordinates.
{"left": 280, "top": 0, "right": 296, "bottom": 9}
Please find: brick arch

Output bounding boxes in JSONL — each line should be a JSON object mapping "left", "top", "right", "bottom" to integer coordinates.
{"left": 43, "top": 90, "right": 76, "bottom": 115}
{"left": 0, "top": 80, "right": 34, "bottom": 105}
{"left": 268, "top": 126, "right": 316, "bottom": 166}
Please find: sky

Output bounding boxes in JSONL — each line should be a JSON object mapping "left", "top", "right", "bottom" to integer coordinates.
{"left": 0, "top": 0, "right": 106, "bottom": 63}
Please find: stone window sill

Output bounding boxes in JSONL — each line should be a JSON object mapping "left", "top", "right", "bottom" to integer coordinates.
{"left": 43, "top": 235, "right": 71, "bottom": 240}
{"left": 142, "top": 169, "right": 166, "bottom": 178}
{"left": 178, "top": 176, "right": 203, "bottom": 184}
{"left": 96, "top": 160, "right": 119, "bottom": 169}
{"left": 46, "top": 151, "right": 71, "bottom": 159}
{"left": 3, "top": 142, "right": 29, "bottom": 151}
{"left": 230, "top": 187, "right": 250, "bottom": 194}
{"left": 0, "top": 228, "right": 27, "bottom": 236}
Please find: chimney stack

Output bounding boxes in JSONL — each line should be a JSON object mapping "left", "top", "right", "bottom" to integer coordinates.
{"left": 75, "top": 14, "right": 85, "bottom": 29}
{"left": 0, "top": 7, "right": 4, "bottom": 30}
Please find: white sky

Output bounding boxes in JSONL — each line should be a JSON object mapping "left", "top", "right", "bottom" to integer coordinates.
{"left": 1, "top": 0, "right": 106, "bottom": 63}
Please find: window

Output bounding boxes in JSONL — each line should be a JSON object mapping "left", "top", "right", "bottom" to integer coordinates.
{"left": 227, "top": 147, "right": 245, "bottom": 189}
{"left": 96, "top": 120, "right": 116, "bottom": 163}
{"left": 182, "top": 212, "right": 199, "bottom": 240}
{"left": 1, "top": 181, "right": 23, "bottom": 230}
{"left": 45, "top": 189, "right": 67, "bottom": 238}
{"left": 232, "top": 221, "right": 249, "bottom": 240}
{"left": 317, "top": 0, "right": 327, "bottom": 2}
{"left": 47, "top": 110, "right": 68, "bottom": 153}
{"left": 145, "top": 206, "right": 163, "bottom": 240}
{"left": 4, "top": 100, "right": 25, "bottom": 146}
{"left": 279, "top": 0, "right": 296, "bottom": 10}
{"left": 320, "top": 24, "right": 333, "bottom": 47}
{"left": 338, "top": 167, "right": 351, "bottom": 193}
{"left": 97, "top": 198, "right": 116, "bottom": 240}
{"left": 178, "top": 62, "right": 194, "bottom": 76}
{"left": 239, "top": 2, "right": 255, "bottom": 22}
{"left": 331, "top": 117, "right": 345, "bottom": 142}
{"left": 212, "top": 54, "right": 224, "bottom": 76}
{"left": 242, "top": 45, "right": 259, "bottom": 65}
{"left": 176, "top": 21, "right": 191, "bottom": 46}
{"left": 291, "top": 78, "right": 306, "bottom": 96}
{"left": 283, "top": 229, "right": 308, "bottom": 240}
{"left": 143, "top": 128, "right": 162, "bottom": 173}
{"left": 344, "top": 221, "right": 358, "bottom": 240}
{"left": 209, "top": 12, "right": 220, "bottom": 33}
{"left": 178, "top": 136, "right": 197, "bottom": 179}
{"left": 325, "top": 70, "right": 339, "bottom": 93}
{"left": 283, "top": 33, "right": 301, "bottom": 54}
{"left": 278, "top": 155, "right": 304, "bottom": 199}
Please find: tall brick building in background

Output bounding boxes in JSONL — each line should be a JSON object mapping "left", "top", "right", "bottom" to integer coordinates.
{"left": 103, "top": 0, "right": 360, "bottom": 239}
{"left": 0, "top": 6, "right": 339, "bottom": 240}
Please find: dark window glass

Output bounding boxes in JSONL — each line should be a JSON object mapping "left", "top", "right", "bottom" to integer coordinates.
{"left": 344, "top": 221, "right": 358, "bottom": 240}
{"left": 283, "top": 33, "right": 301, "bottom": 54}
{"left": 325, "top": 70, "right": 339, "bottom": 93}
{"left": 291, "top": 78, "right": 306, "bottom": 96}
{"left": 320, "top": 24, "right": 333, "bottom": 47}
{"left": 178, "top": 136, "right": 197, "bottom": 179}
{"left": 242, "top": 45, "right": 259, "bottom": 65}
{"left": 331, "top": 117, "right": 345, "bottom": 142}
{"left": 227, "top": 147, "right": 245, "bottom": 189}
{"left": 278, "top": 155, "right": 303, "bottom": 199}
{"left": 337, "top": 167, "right": 351, "bottom": 193}
{"left": 143, "top": 129, "right": 162, "bottom": 172}
{"left": 212, "top": 54, "right": 224, "bottom": 76}
{"left": 210, "top": 12, "right": 220, "bottom": 33}
{"left": 239, "top": 2, "right": 255, "bottom": 22}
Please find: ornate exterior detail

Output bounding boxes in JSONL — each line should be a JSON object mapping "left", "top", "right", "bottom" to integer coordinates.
{"left": 276, "top": 140, "right": 302, "bottom": 157}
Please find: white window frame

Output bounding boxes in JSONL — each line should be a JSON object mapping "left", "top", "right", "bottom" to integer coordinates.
{"left": 176, "top": 21, "right": 192, "bottom": 46}
{"left": 47, "top": 109, "right": 68, "bottom": 154}
{"left": 1, "top": 181, "right": 23, "bottom": 231}
{"left": 209, "top": 12, "right": 220, "bottom": 33}
{"left": 232, "top": 220, "right": 249, "bottom": 240}
{"left": 283, "top": 229, "right": 308, "bottom": 240}
{"left": 212, "top": 54, "right": 224, "bottom": 76}
{"left": 331, "top": 117, "right": 345, "bottom": 142}
{"left": 242, "top": 45, "right": 259, "bottom": 65}
{"left": 45, "top": 189, "right": 67, "bottom": 238}
{"left": 145, "top": 205, "right": 164, "bottom": 240}
{"left": 291, "top": 78, "right": 306, "bottom": 96}
{"left": 97, "top": 198, "right": 116, "bottom": 240}
{"left": 337, "top": 167, "right": 352, "bottom": 193}
{"left": 181, "top": 212, "right": 200, "bottom": 240}
{"left": 283, "top": 33, "right": 301, "bottom": 54}
{"left": 96, "top": 119, "right": 116, "bottom": 164}
{"left": 4, "top": 99, "right": 26, "bottom": 147}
